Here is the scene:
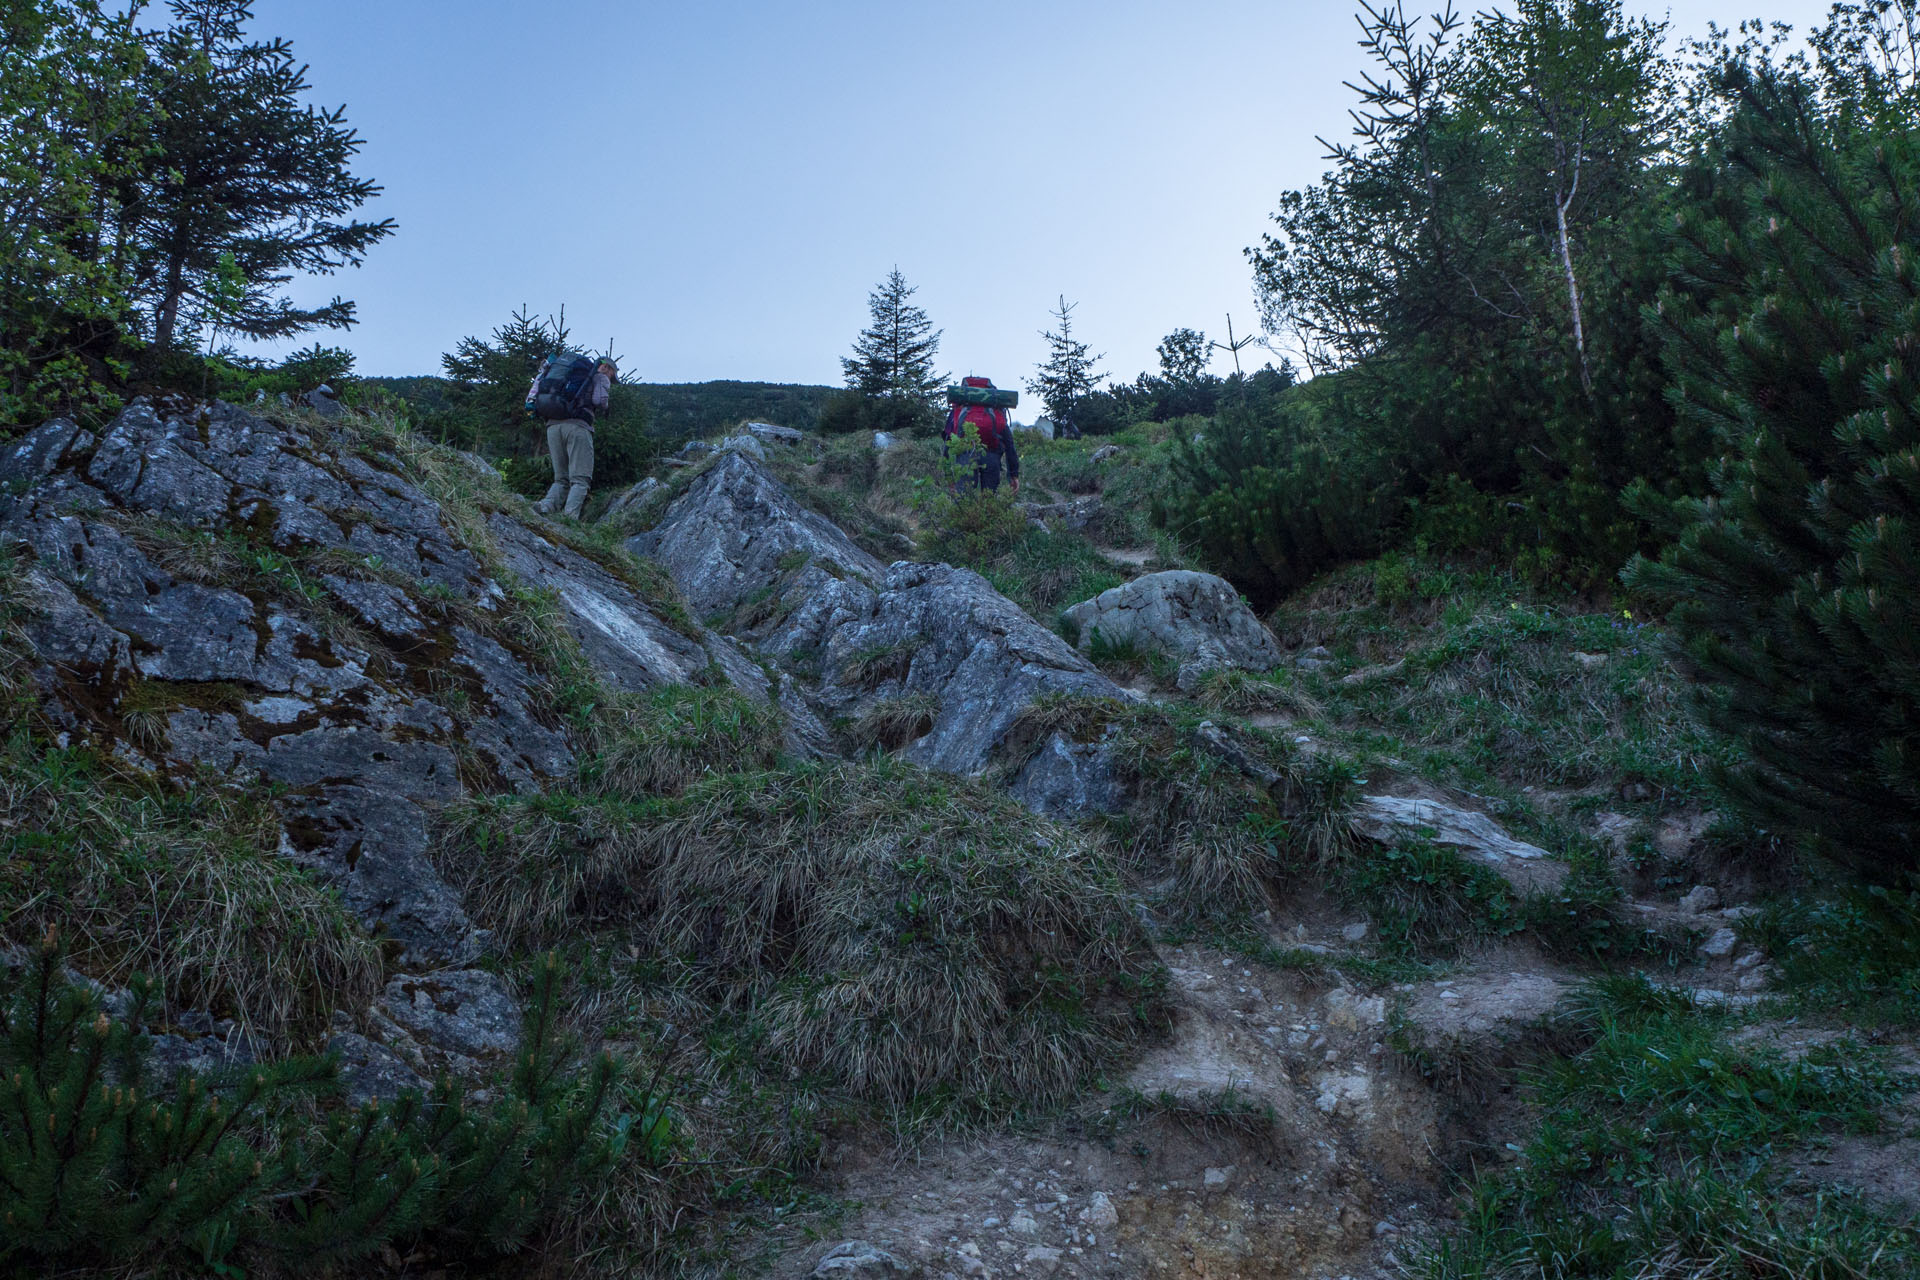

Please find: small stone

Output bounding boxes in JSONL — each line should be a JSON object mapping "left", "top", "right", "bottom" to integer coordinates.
{"left": 1023, "top": 1245, "right": 1064, "bottom": 1275}
{"left": 1341, "top": 921, "right": 1369, "bottom": 943}
{"left": 1700, "top": 928, "right": 1739, "bottom": 958}
{"left": 1734, "top": 950, "right": 1765, "bottom": 970}
{"left": 1737, "top": 968, "right": 1771, "bottom": 993}
{"left": 1088, "top": 1192, "right": 1118, "bottom": 1228}
{"left": 1678, "top": 885, "right": 1720, "bottom": 915}
{"left": 1203, "top": 1167, "right": 1231, "bottom": 1187}
{"left": 810, "top": 1241, "right": 910, "bottom": 1276}
{"left": 1009, "top": 1212, "right": 1039, "bottom": 1237}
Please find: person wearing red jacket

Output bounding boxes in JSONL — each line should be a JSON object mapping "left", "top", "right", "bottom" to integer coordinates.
{"left": 942, "top": 376, "right": 1020, "bottom": 494}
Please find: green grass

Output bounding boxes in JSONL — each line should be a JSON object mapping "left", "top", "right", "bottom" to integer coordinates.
{"left": 1267, "top": 553, "right": 1732, "bottom": 800}
{"left": 0, "top": 735, "right": 380, "bottom": 1045}
{"left": 1413, "top": 975, "right": 1919, "bottom": 1280}
{"left": 440, "top": 757, "right": 1169, "bottom": 1109}
{"left": 1753, "top": 885, "right": 1920, "bottom": 1027}
{"left": 589, "top": 683, "right": 785, "bottom": 798}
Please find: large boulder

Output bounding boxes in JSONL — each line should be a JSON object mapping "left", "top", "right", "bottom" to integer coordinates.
{"left": 627, "top": 449, "right": 885, "bottom": 621}
{"left": 1062, "top": 571, "right": 1281, "bottom": 680}
{"left": 632, "top": 451, "right": 1126, "bottom": 780}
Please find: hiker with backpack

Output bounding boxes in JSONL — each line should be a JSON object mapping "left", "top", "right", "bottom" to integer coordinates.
{"left": 526, "top": 353, "right": 617, "bottom": 518}
{"left": 943, "top": 376, "right": 1021, "bottom": 494}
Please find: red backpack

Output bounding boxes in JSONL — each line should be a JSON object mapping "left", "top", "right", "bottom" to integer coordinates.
{"left": 946, "top": 376, "right": 1011, "bottom": 452}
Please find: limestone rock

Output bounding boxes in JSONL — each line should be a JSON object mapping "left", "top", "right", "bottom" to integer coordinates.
{"left": 490, "top": 513, "right": 767, "bottom": 699}
{"left": 635, "top": 452, "right": 1124, "bottom": 781}
{"left": 599, "top": 475, "right": 659, "bottom": 521}
{"left": 810, "top": 1241, "right": 912, "bottom": 1276}
{"left": 1700, "top": 927, "right": 1740, "bottom": 958}
{"left": 1398, "top": 972, "right": 1569, "bottom": 1066}
{"left": 329, "top": 1030, "right": 428, "bottom": 1104}
{"left": 1352, "top": 795, "right": 1566, "bottom": 892}
{"left": 1008, "top": 731, "right": 1128, "bottom": 819}
{"left": 626, "top": 449, "right": 885, "bottom": 620}
{"left": 1062, "top": 571, "right": 1281, "bottom": 674}
{"left": 746, "top": 421, "right": 806, "bottom": 446}
{"left": 1678, "top": 884, "right": 1721, "bottom": 915}
{"left": 380, "top": 969, "right": 522, "bottom": 1061}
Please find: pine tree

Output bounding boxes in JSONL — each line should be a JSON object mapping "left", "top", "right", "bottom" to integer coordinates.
{"left": 1628, "top": 28, "right": 1920, "bottom": 882}
{"left": 0, "top": 933, "right": 649, "bottom": 1271}
{"left": 1027, "top": 296, "right": 1105, "bottom": 440}
{"left": 0, "top": 0, "right": 150, "bottom": 425}
{"left": 119, "top": 0, "right": 394, "bottom": 352}
{"left": 841, "top": 268, "right": 944, "bottom": 411}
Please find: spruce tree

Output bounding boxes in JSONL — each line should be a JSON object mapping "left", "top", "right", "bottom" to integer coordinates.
{"left": 841, "top": 268, "right": 944, "bottom": 412}
{"left": 1628, "top": 36, "right": 1920, "bottom": 882}
{"left": 1027, "top": 296, "right": 1105, "bottom": 439}
{"left": 119, "top": 0, "right": 394, "bottom": 352}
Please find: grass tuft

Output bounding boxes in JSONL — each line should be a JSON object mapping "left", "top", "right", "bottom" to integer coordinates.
{"left": 592, "top": 684, "right": 785, "bottom": 798}
{"left": 444, "top": 759, "right": 1168, "bottom": 1107}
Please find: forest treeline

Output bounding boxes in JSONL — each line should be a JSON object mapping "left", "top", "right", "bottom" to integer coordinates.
{"left": 1177, "top": 0, "right": 1920, "bottom": 882}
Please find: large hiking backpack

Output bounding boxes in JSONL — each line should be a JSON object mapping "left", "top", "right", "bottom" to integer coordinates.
{"left": 946, "top": 377, "right": 1014, "bottom": 452}
{"left": 532, "top": 352, "right": 599, "bottom": 421}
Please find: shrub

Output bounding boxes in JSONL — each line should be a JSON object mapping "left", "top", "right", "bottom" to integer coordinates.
{"left": 1626, "top": 56, "right": 1920, "bottom": 882}
{"left": 0, "top": 939, "right": 648, "bottom": 1274}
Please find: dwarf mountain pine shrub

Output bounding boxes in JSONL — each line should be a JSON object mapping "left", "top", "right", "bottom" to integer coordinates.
{"left": 0, "top": 938, "right": 646, "bottom": 1273}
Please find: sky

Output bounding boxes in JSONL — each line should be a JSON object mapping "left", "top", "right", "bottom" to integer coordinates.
{"left": 249, "top": 0, "right": 1839, "bottom": 387}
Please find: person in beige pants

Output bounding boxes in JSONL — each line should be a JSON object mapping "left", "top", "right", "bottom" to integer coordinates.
{"left": 530, "top": 359, "right": 616, "bottom": 519}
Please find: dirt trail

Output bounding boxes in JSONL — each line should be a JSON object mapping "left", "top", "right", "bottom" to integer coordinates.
{"left": 771, "top": 935, "right": 1582, "bottom": 1279}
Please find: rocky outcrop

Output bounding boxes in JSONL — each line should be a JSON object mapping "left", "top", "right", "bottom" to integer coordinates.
{"left": 0, "top": 400, "right": 757, "bottom": 1077}
{"left": 1062, "top": 571, "right": 1282, "bottom": 684}
{"left": 632, "top": 450, "right": 1126, "bottom": 779}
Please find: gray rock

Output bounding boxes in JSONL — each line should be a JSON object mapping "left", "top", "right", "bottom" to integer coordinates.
{"left": 280, "top": 786, "right": 481, "bottom": 967}
{"left": 380, "top": 969, "right": 522, "bottom": 1060}
{"left": 1353, "top": 794, "right": 1566, "bottom": 893}
{"left": 1295, "top": 645, "right": 1334, "bottom": 671}
{"left": 164, "top": 709, "right": 266, "bottom": 774}
{"left": 145, "top": 1025, "right": 260, "bottom": 1082}
{"left": 329, "top": 1030, "right": 428, "bottom": 1104}
{"left": 490, "top": 513, "right": 766, "bottom": 698}
{"left": 1062, "top": 571, "right": 1281, "bottom": 673}
{"left": 1008, "top": 731, "right": 1127, "bottom": 818}
{"left": 266, "top": 728, "right": 461, "bottom": 801}
{"left": 303, "top": 386, "right": 346, "bottom": 419}
{"left": 810, "top": 1241, "right": 912, "bottom": 1277}
{"left": 599, "top": 476, "right": 660, "bottom": 522}
{"left": 1021, "top": 496, "right": 1103, "bottom": 533}
{"left": 720, "top": 433, "right": 767, "bottom": 460}
{"left": 0, "top": 418, "right": 84, "bottom": 486}
{"left": 821, "top": 562, "right": 1123, "bottom": 778}
{"left": 1678, "top": 884, "right": 1721, "bottom": 915}
{"left": 626, "top": 449, "right": 885, "bottom": 620}
{"left": 1017, "top": 417, "right": 1056, "bottom": 440}
{"left": 322, "top": 575, "right": 433, "bottom": 647}
{"left": 872, "top": 431, "right": 898, "bottom": 450}
{"left": 746, "top": 421, "right": 805, "bottom": 446}
{"left": 1700, "top": 927, "right": 1740, "bottom": 958}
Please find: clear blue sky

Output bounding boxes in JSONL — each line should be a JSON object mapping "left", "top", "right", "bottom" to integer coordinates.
{"left": 252, "top": 0, "right": 1836, "bottom": 386}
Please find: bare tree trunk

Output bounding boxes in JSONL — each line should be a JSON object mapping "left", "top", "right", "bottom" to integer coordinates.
{"left": 1554, "top": 149, "right": 1595, "bottom": 400}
